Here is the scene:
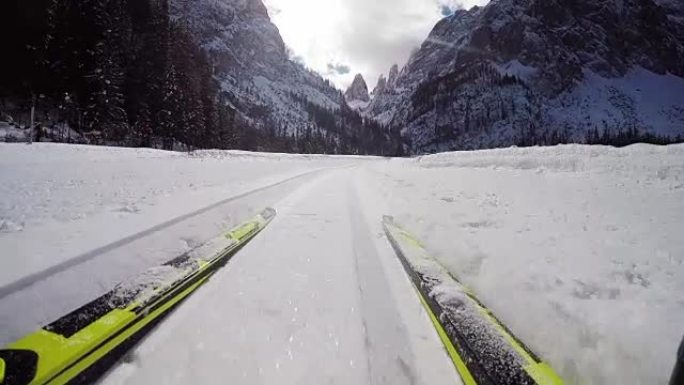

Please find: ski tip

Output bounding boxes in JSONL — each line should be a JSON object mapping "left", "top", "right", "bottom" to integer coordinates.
{"left": 385, "top": 216, "right": 565, "bottom": 385}
{"left": 382, "top": 215, "right": 395, "bottom": 225}
{"left": 261, "top": 207, "right": 276, "bottom": 220}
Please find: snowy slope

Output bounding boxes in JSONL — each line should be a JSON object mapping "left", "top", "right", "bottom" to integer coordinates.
{"left": 1, "top": 143, "right": 682, "bottom": 384}
{"left": 548, "top": 68, "right": 684, "bottom": 138}
{"left": 171, "top": 0, "right": 347, "bottom": 135}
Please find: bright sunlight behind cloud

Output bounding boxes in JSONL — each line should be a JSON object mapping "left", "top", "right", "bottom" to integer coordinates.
{"left": 263, "top": 0, "right": 490, "bottom": 90}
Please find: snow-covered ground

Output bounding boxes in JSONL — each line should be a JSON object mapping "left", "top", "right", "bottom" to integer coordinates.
{"left": 1, "top": 143, "right": 682, "bottom": 384}
{"left": 363, "top": 144, "right": 684, "bottom": 384}
{"left": 0, "top": 144, "right": 361, "bottom": 343}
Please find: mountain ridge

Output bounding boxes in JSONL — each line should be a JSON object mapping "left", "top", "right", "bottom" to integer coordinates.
{"left": 367, "top": 0, "right": 684, "bottom": 152}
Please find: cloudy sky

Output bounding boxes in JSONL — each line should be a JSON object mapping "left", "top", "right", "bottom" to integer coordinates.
{"left": 263, "top": 0, "right": 489, "bottom": 91}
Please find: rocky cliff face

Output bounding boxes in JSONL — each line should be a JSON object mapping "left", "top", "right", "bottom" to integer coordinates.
{"left": 170, "top": 0, "right": 406, "bottom": 155}
{"left": 171, "top": 0, "right": 346, "bottom": 133}
{"left": 368, "top": 0, "right": 684, "bottom": 152}
{"left": 371, "top": 75, "right": 387, "bottom": 97}
{"left": 387, "top": 64, "right": 400, "bottom": 88}
{"left": 344, "top": 73, "right": 370, "bottom": 103}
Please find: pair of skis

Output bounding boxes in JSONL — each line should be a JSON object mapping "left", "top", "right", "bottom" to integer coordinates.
{"left": 1, "top": 209, "right": 564, "bottom": 385}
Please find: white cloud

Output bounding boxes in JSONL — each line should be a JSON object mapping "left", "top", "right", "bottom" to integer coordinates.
{"left": 264, "top": 0, "right": 489, "bottom": 90}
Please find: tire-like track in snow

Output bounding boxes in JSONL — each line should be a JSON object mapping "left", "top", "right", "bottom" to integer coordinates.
{"left": 0, "top": 168, "right": 332, "bottom": 346}
{"left": 100, "top": 168, "right": 459, "bottom": 385}
{"left": 0, "top": 168, "right": 324, "bottom": 301}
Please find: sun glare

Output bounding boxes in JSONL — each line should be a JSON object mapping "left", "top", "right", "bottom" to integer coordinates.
{"left": 265, "top": 0, "right": 348, "bottom": 80}
{"left": 264, "top": 0, "right": 490, "bottom": 89}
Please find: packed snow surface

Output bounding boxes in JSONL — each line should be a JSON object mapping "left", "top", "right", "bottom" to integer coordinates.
{"left": 0, "top": 142, "right": 682, "bottom": 385}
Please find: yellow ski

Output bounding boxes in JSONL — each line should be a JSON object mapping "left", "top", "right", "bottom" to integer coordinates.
{"left": 0, "top": 208, "right": 276, "bottom": 385}
{"left": 383, "top": 215, "right": 563, "bottom": 385}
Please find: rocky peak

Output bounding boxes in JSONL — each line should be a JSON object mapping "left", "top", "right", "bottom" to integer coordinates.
{"left": 371, "top": 75, "right": 387, "bottom": 96}
{"left": 387, "top": 64, "right": 399, "bottom": 88}
{"left": 345, "top": 73, "right": 370, "bottom": 102}
{"left": 246, "top": 0, "right": 270, "bottom": 17}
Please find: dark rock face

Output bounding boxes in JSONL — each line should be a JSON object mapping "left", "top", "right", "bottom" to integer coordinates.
{"left": 368, "top": 0, "right": 684, "bottom": 153}
{"left": 345, "top": 74, "right": 370, "bottom": 102}
{"left": 371, "top": 75, "right": 387, "bottom": 97}
{"left": 387, "top": 64, "right": 400, "bottom": 88}
{"left": 172, "top": 0, "right": 345, "bottom": 132}
{"left": 172, "top": 0, "right": 403, "bottom": 155}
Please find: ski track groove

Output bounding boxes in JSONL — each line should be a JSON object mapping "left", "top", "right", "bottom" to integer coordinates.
{"left": 348, "top": 181, "right": 419, "bottom": 385}
{"left": 0, "top": 168, "right": 329, "bottom": 300}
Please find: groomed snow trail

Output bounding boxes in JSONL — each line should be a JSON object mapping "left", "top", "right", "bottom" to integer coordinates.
{"left": 0, "top": 166, "right": 337, "bottom": 347}
{"left": 2, "top": 143, "right": 682, "bottom": 385}
{"left": 101, "top": 169, "right": 459, "bottom": 385}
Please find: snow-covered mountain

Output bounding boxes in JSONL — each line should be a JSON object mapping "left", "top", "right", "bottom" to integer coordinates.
{"left": 171, "top": 0, "right": 358, "bottom": 139}
{"left": 170, "top": 0, "right": 398, "bottom": 152}
{"left": 368, "top": 0, "right": 684, "bottom": 152}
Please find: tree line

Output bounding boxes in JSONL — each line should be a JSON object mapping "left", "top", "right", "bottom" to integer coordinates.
{"left": 1, "top": 0, "right": 238, "bottom": 149}
{"left": 0, "top": 0, "right": 403, "bottom": 155}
